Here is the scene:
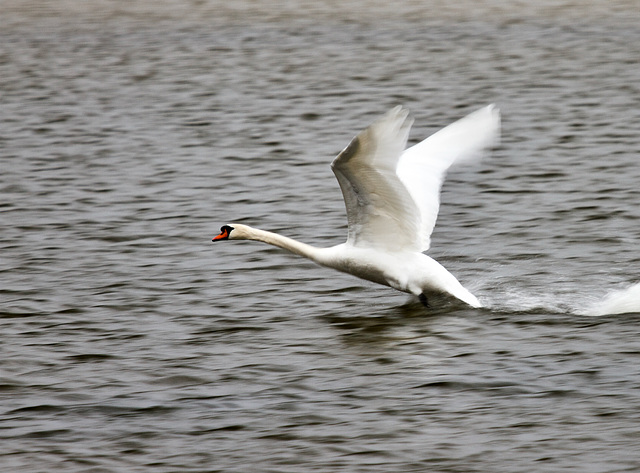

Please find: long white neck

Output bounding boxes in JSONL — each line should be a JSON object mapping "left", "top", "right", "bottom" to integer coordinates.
{"left": 233, "top": 224, "right": 327, "bottom": 264}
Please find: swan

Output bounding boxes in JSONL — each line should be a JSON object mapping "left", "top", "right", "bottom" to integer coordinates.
{"left": 213, "top": 105, "right": 500, "bottom": 307}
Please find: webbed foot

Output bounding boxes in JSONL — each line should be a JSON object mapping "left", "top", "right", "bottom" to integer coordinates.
{"left": 419, "top": 293, "right": 430, "bottom": 308}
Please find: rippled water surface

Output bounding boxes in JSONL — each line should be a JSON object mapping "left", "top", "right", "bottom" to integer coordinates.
{"left": 2, "top": 1, "right": 640, "bottom": 471}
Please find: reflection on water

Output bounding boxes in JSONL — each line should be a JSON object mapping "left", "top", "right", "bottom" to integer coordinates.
{"left": 2, "top": 1, "right": 640, "bottom": 472}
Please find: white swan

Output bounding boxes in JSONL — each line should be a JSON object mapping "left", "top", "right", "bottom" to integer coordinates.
{"left": 213, "top": 105, "right": 500, "bottom": 307}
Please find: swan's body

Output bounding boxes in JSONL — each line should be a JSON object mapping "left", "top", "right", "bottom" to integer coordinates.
{"left": 213, "top": 105, "right": 500, "bottom": 307}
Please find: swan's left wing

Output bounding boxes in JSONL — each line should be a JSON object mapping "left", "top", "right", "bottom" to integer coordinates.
{"left": 331, "top": 106, "right": 422, "bottom": 252}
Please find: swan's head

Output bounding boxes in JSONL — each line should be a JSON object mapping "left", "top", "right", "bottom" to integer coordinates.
{"left": 212, "top": 223, "right": 252, "bottom": 242}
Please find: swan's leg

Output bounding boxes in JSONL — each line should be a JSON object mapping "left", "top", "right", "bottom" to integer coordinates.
{"left": 419, "top": 293, "right": 430, "bottom": 308}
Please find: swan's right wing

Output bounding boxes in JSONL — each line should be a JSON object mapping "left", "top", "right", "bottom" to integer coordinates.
{"left": 331, "top": 107, "right": 422, "bottom": 252}
{"left": 397, "top": 105, "right": 500, "bottom": 252}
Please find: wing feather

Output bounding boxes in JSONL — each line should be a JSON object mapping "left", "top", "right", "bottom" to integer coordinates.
{"left": 331, "top": 106, "right": 422, "bottom": 251}
{"left": 396, "top": 105, "right": 500, "bottom": 252}
{"left": 331, "top": 105, "right": 500, "bottom": 253}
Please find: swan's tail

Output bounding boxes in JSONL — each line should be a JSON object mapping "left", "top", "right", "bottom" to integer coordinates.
{"left": 430, "top": 284, "right": 482, "bottom": 308}
{"left": 455, "top": 287, "right": 482, "bottom": 308}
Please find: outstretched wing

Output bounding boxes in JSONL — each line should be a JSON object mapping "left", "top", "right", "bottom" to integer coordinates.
{"left": 396, "top": 105, "right": 501, "bottom": 252}
{"left": 331, "top": 106, "right": 422, "bottom": 252}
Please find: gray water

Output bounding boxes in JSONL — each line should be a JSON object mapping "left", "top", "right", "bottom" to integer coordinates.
{"left": 2, "top": 2, "right": 640, "bottom": 472}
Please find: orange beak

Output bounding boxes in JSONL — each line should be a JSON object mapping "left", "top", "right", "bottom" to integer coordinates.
{"left": 212, "top": 228, "right": 229, "bottom": 242}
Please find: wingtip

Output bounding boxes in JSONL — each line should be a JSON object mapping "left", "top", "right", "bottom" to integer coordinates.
{"left": 468, "top": 104, "right": 501, "bottom": 145}
{"left": 390, "top": 103, "right": 412, "bottom": 114}
{"left": 385, "top": 105, "right": 414, "bottom": 131}
{"left": 486, "top": 104, "right": 501, "bottom": 144}
{"left": 481, "top": 103, "right": 500, "bottom": 115}
{"left": 487, "top": 104, "right": 501, "bottom": 122}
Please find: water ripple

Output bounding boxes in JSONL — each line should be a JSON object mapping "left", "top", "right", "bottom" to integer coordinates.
{"left": 2, "top": 3, "right": 640, "bottom": 472}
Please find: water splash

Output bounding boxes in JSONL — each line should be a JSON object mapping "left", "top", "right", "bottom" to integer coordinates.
{"left": 476, "top": 278, "right": 640, "bottom": 317}
{"left": 580, "top": 282, "right": 640, "bottom": 316}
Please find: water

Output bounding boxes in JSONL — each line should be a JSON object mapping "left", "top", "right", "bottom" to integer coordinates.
{"left": 2, "top": 2, "right": 640, "bottom": 471}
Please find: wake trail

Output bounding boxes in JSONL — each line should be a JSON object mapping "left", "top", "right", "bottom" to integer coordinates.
{"left": 475, "top": 280, "right": 640, "bottom": 316}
